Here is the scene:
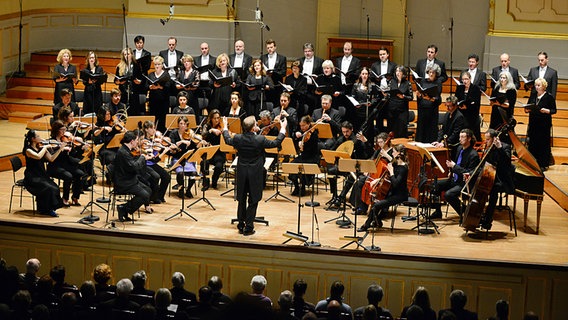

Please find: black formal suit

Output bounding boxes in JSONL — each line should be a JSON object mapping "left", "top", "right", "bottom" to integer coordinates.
{"left": 131, "top": 49, "right": 152, "bottom": 115}
{"left": 527, "top": 91, "right": 556, "bottom": 168}
{"left": 300, "top": 56, "right": 324, "bottom": 76}
{"left": 195, "top": 54, "right": 217, "bottom": 70}
{"left": 300, "top": 56, "right": 325, "bottom": 113}
{"left": 370, "top": 60, "right": 397, "bottom": 81}
{"left": 437, "top": 109, "right": 465, "bottom": 146}
{"left": 386, "top": 79, "right": 413, "bottom": 138}
{"left": 491, "top": 66, "right": 520, "bottom": 90}
{"left": 284, "top": 74, "right": 308, "bottom": 114}
{"left": 438, "top": 308, "right": 478, "bottom": 320}
{"left": 113, "top": 144, "right": 151, "bottom": 215}
{"left": 159, "top": 49, "right": 184, "bottom": 71}
{"left": 260, "top": 53, "right": 287, "bottom": 84}
{"left": 455, "top": 84, "right": 482, "bottom": 140}
{"left": 463, "top": 68, "right": 487, "bottom": 92}
{"left": 222, "top": 129, "right": 285, "bottom": 232}
{"left": 335, "top": 55, "right": 361, "bottom": 85}
{"left": 415, "top": 58, "right": 448, "bottom": 83}
{"left": 229, "top": 52, "right": 253, "bottom": 80}
{"left": 526, "top": 65, "right": 558, "bottom": 98}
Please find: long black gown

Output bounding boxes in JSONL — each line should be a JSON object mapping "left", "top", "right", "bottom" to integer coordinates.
{"left": 24, "top": 147, "right": 63, "bottom": 214}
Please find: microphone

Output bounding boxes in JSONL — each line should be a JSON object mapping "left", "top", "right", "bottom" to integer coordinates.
{"left": 160, "top": 4, "right": 175, "bottom": 25}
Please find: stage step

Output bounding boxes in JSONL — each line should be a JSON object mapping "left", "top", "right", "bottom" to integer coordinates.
{"left": 26, "top": 115, "right": 52, "bottom": 131}
{"left": 8, "top": 111, "right": 43, "bottom": 123}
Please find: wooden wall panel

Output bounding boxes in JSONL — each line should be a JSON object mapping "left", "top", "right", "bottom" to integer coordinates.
{"left": 287, "top": 271, "right": 320, "bottom": 305}
{"left": 35, "top": 248, "right": 52, "bottom": 272}
{"left": 0, "top": 244, "right": 30, "bottom": 268}
{"left": 55, "top": 250, "right": 86, "bottom": 287}
{"left": 204, "top": 264, "right": 224, "bottom": 287}
{"left": 228, "top": 266, "right": 260, "bottom": 296}
{"left": 147, "top": 258, "right": 166, "bottom": 291}
{"left": 265, "top": 269, "right": 284, "bottom": 301}
{"left": 112, "top": 255, "right": 144, "bottom": 283}
{"left": 525, "top": 277, "right": 547, "bottom": 319}
{"left": 385, "top": 279, "right": 405, "bottom": 317}
{"left": 551, "top": 278, "right": 568, "bottom": 320}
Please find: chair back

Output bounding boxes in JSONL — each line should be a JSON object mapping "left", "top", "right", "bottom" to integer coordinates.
{"left": 10, "top": 156, "right": 23, "bottom": 183}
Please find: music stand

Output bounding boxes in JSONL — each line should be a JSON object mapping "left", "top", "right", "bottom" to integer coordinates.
{"left": 186, "top": 145, "right": 220, "bottom": 211}
{"left": 165, "top": 149, "right": 198, "bottom": 221}
{"left": 321, "top": 149, "right": 352, "bottom": 225}
{"left": 281, "top": 163, "right": 321, "bottom": 245}
{"left": 166, "top": 114, "right": 197, "bottom": 129}
{"left": 413, "top": 145, "right": 442, "bottom": 234}
{"left": 337, "top": 159, "right": 376, "bottom": 250}
{"left": 78, "top": 143, "right": 107, "bottom": 224}
{"left": 265, "top": 137, "right": 296, "bottom": 203}
{"left": 219, "top": 135, "right": 237, "bottom": 198}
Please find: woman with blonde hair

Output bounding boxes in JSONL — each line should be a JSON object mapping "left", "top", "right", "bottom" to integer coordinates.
{"left": 209, "top": 53, "right": 238, "bottom": 115}
{"left": 53, "top": 48, "right": 78, "bottom": 105}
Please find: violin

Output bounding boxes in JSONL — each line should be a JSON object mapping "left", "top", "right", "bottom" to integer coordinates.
{"left": 39, "top": 139, "right": 62, "bottom": 148}
{"left": 260, "top": 120, "right": 280, "bottom": 135}
{"left": 182, "top": 129, "right": 205, "bottom": 144}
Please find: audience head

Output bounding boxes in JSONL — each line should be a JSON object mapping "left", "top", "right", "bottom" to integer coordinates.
{"left": 131, "top": 270, "right": 148, "bottom": 289}
{"left": 60, "top": 291, "right": 78, "bottom": 309}
{"left": 11, "top": 290, "right": 31, "bottom": 312}
{"left": 31, "top": 304, "right": 50, "bottom": 320}
{"left": 278, "top": 290, "right": 293, "bottom": 311}
{"left": 449, "top": 289, "right": 467, "bottom": 310}
{"left": 363, "top": 304, "right": 377, "bottom": 320}
{"left": 208, "top": 275, "right": 223, "bottom": 292}
{"left": 198, "top": 285, "right": 213, "bottom": 303}
{"left": 327, "top": 299, "right": 341, "bottom": 318}
{"left": 412, "top": 286, "right": 431, "bottom": 310}
{"left": 406, "top": 304, "right": 425, "bottom": 320}
{"left": 25, "top": 258, "right": 41, "bottom": 274}
{"left": 293, "top": 278, "right": 308, "bottom": 297}
{"left": 439, "top": 309, "right": 457, "bottom": 320}
{"left": 367, "top": 284, "right": 384, "bottom": 305}
{"left": 36, "top": 274, "right": 54, "bottom": 295}
{"left": 80, "top": 280, "right": 96, "bottom": 302}
{"left": 116, "top": 278, "right": 134, "bottom": 297}
{"left": 154, "top": 288, "right": 172, "bottom": 309}
{"left": 523, "top": 311, "right": 539, "bottom": 320}
{"left": 171, "top": 271, "right": 185, "bottom": 288}
{"left": 250, "top": 275, "right": 267, "bottom": 294}
{"left": 329, "top": 280, "right": 344, "bottom": 300}
{"left": 495, "top": 299, "right": 509, "bottom": 319}
{"left": 138, "top": 304, "right": 157, "bottom": 320}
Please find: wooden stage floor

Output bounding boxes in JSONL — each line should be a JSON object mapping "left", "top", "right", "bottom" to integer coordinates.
{"left": 1, "top": 120, "right": 567, "bottom": 267}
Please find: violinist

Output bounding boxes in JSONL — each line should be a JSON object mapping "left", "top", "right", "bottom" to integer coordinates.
{"left": 113, "top": 131, "right": 151, "bottom": 222}
{"left": 201, "top": 110, "right": 225, "bottom": 190}
{"left": 172, "top": 91, "right": 196, "bottom": 117}
{"left": 431, "top": 129, "right": 480, "bottom": 221}
{"left": 272, "top": 92, "right": 298, "bottom": 135}
{"left": 169, "top": 116, "right": 205, "bottom": 199}
{"left": 358, "top": 144, "right": 408, "bottom": 231}
{"left": 52, "top": 49, "right": 78, "bottom": 106}
{"left": 349, "top": 132, "right": 393, "bottom": 215}
{"left": 52, "top": 88, "right": 80, "bottom": 125}
{"left": 94, "top": 105, "right": 124, "bottom": 167}
{"left": 147, "top": 56, "right": 171, "bottom": 132}
{"left": 80, "top": 51, "right": 105, "bottom": 115}
{"left": 46, "top": 121, "right": 85, "bottom": 207}
{"left": 258, "top": 110, "right": 279, "bottom": 136}
{"left": 224, "top": 91, "right": 247, "bottom": 119}
{"left": 480, "top": 129, "right": 515, "bottom": 230}
{"left": 141, "top": 121, "right": 171, "bottom": 204}
{"left": 245, "top": 59, "right": 274, "bottom": 118}
{"left": 289, "top": 116, "right": 320, "bottom": 196}
{"left": 23, "top": 129, "right": 64, "bottom": 217}
{"left": 175, "top": 54, "right": 200, "bottom": 115}
{"left": 105, "top": 88, "right": 127, "bottom": 115}
{"left": 327, "top": 121, "right": 370, "bottom": 209}
{"left": 114, "top": 47, "right": 135, "bottom": 108}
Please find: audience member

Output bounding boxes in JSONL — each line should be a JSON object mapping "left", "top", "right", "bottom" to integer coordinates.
{"left": 275, "top": 290, "right": 299, "bottom": 320}
{"left": 32, "top": 275, "right": 58, "bottom": 310}
{"left": 99, "top": 278, "right": 141, "bottom": 317}
{"left": 354, "top": 284, "right": 392, "bottom": 319}
{"left": 208, "top": 276, "right": 232, "bottom": 310}
{"left": 19, "top": 258, "right": 41, "bottom": 294}
{"left": 170, "top": 271, "right": 197, "bottom": 309}
{"left": 249, "top": 275, "right": 272, "bottom": 310}
{"left": 154, "top": 288, "right": 176, "bottom": 320}
{"left": 50, "top": 265, "right": 78, "bottom": 299}
{"left": 76, "top": 281, "right": 98, "bottom": 320}
{"left": 180, "top": 285, "right": 221, "bottom": 320}
{"left": 315, "top": 280, "right": 352, "bottom": 319}
{"left": 495, "top": 299, "right": 509, "bottom": 320}
{"left": 523, "top": 311, "right": 539, "bottom": 320}
{"left": 292, "top": 279, "right": 316, "bottom": 319}
{"left": 131, "top": 270, "right": 155, "bottom": 305}
{"left": 438, "top": 289, "right": 477, "bottom": 320}
{"left": 93, "top": 263, "right": 116, "bottom": 303}
{"left": 401, "top": 286, "right": 436, "bottom": 320}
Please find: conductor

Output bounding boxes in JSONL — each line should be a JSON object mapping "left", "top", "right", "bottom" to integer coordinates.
{"left": 222, "top": 115, "right": 288, "bottom": 236}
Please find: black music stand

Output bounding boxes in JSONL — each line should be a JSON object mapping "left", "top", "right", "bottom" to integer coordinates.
{"left": 281, "top": 163, "right": 320, "bottom": 245}
{"left": 265, "top": 137, "right": 295, "bottom": 203}
{"left": 165, "top": 149, "right": 197, "bottom": 221}
{"left": 78, "top": 143, "right": 106, "bottom": 224}
{"left": 321, "top": 149, "right": 352, "bottom": 226}
{"left": 337, "top": 159, "right": 376, "bottom": 250}
{"left": 413, "top": 145, "right": 443, "bottom": 234}
{"left": 187, "top": 145, "right": 220, "bottom": 211}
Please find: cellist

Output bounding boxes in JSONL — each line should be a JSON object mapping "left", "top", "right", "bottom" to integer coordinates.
{"left": 357, "top": 144, "right": 409, "bottom": 231}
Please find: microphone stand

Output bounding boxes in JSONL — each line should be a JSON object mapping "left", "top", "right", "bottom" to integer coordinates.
{"left": 13, "top": 0, "right": 25, "bottom": 78}
{"left": 449, "top": 17, "right": 454, "bottom": 94}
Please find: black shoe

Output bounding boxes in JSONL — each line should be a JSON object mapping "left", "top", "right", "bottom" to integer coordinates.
{"left": 354, "top": 207, "right": 367, "bottom": 215}
{"left": 357, "top": 225, "right": 368, "bottom": 232}
{"left": 172, "top": 184, "right": 180, "bottom": 190}
{"left": 186, "top": 191, "right": 194, "bottom": 199}
{"left": 211, "top": 183, "right": 218, "bottom": 189}
{"left": 151, "top": 199, "right": 162, "bottom": 204}
{"left": 238, "top": 228, "right": 244, "bottom": 234}
{"left": 291, "top": 188, "right": 299, "bottom": 196}
{"left": 243, "top": 229, "right": 256, "bottom": 236}
{"left": 430, "top": 209, "right": 443, "bottom": 219}
{"left": 117, "top": 205, "right": 130, "bottom": 222}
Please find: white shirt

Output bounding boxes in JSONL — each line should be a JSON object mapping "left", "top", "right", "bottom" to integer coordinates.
{"left": 268, "top": 53, "right": 277, "bottom": 70}
{"left": 380, "top": 61, "right": 389, "bottom": 89}
{"left": 234, "top": 53, "right": 243, "bottom": 68}
{"left": 539, "top": 66, "right": 547, "bottom": 79}
{"left": 469, "top": 68, "right": 477, "bottom": 84}
{"left": 135, "top": 49, "right": 143, "bottom": 60}
{"left": 303, "top": 58, "right": 314, "bottom": 84}
{"left": 425, "top": 59, "right": 434, "bottom": 75}
{"left": 167, "top": 51, "right": 177, "bottom": 77}
{"left": 200, "top": 55, "right": 211, "bottom": 81}
{"left": 340, "top": 56, "right": 351, "bottom": 85}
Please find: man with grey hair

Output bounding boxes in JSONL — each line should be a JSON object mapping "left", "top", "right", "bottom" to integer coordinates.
{"left": 131, "top": 270, "right": 155, "bottom": 297}
{"left": 208, "top": 275, "right": 232, "bottom": 309}
{"left": 249, "top": 275, "right": 272, "bottom": 310}
{"left": 100, "top": 278, "right": 141, "bottom": 316}
{"left": 438, "top": 289, "right": 478, "bottom": 320}
{"left": 276, "top": 290, "right": 296, "bottom": 320}
{"left": 170, "top": 271, "right": 197, "bottom": 309}
{"left": 432, "top": 95, "right": 465, "bottom": 148}
{"left": 19, "top": 258, "right": 41, "bottom": 293}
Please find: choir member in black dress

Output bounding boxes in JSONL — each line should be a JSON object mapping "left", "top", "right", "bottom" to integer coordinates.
{"left": 141, "top": 120, "right": 171, "bottom": 204}
{"left": 386, "top": 65, "right": 413, "bottom": 138}
{"left": 201, "top": 110, "right": 226, "bottom": 190}
{"left": 272, "top": 92, "right": 298, "bottom": 135}
{"left": 53, "top": 49, "right": 77, "bottom": 105}
{"left": 455, "top": 71, "right": 482, "bottom": 140}
{"left": 489, "top": 71, "right": 517, "bottom": 130}
{"left": 209, "top": 53, "right": 238, "bottom": 115}
{"left": 260, "top": 39, "right": 287, "bottom": 107}
{"left": 52, "top": 88, "right": 80, "bottom": 124}
{"left": 23, "top": 129, "right": 64, "bottom": 217}
{"left": 147, "top": 56, "right": 171, "bottom": 132}
{"left": 171, "top": 91, "right": 196, "bottom": 117}
{"left": 225, "top": 91, "right": 247, "bottom": 119}
{"left": 357, "top": 143, "right": 409, "bottom": 231}
{"left": 114, "top": 47, "right": 135, "bottom": 109}
{"left": 132, "top": 35, "right": 152, "bottom": 116}
{"left": 222, "top": 115, "right": 287, "bottom": 235}
{"left": 175, "top": 54, "right": 200, "bottom": 116}
{"left": 245, "top": 59, "right": 274, "bottom": 118}
{"left": 315, "top": 60, "right": 343, "bottom": 101}
{"left": 47, "top": 120, "right": 85, "bottom": 207}
{"left": 415, "top": 64, "right": 442, "bottom": 143}
{"left": 350, "top": 67, "right": 374, "bottom": 136}
{"left": 525, "top": 78, "right": 556, "bottom": 170}
{"left": 289, "top": 116, "right": 320, "bottom": 196}
{"left": 80, "top": 51, "right": 106, "bottom": 115}
{"left": 284, "top": 60, "right": 308, "bottom": 116}
{"left": 526, "top": 51, "right": 558, "bottom": 98}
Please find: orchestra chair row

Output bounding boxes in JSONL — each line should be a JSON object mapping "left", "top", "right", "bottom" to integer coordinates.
{"left": 9, "top": 156, "right": 36, "bottom": 214}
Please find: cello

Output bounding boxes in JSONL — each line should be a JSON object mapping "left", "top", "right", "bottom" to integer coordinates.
{"left": 361, "top": 132, "right": 394, "bottom": 205}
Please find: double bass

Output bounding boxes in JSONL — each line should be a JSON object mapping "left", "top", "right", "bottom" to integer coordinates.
{"left": 361, "top": 132, "right": 394, "bottom": 205}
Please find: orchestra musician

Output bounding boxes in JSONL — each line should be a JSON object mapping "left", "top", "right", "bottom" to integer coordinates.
{"left": 271, "top": 92, "right": 298, "bottom": 135}
{"left": 480, "top": 129, "right": 515, "bottom": 230}
{"left": 147, "top": 56, "right": 171, "bottom": 132}
{"left": 386, "top": 65, "right": 413, "bottom": 139}
{"left": 258, "top": 110, "right": 279, "bottom": 137}
{"left": 489, "top": 71, "right": 517, "bottom": 131}
{"left": 431, "top": 129, "right": 480, "bottom": 221}
{"left": 284, "top": 60, "right": 308, "bottom": 117}
{"left": 53, "top": 48, "right": 78, "bottom": 105}
{"left": 80, "top": 51, "right": 105, "bottom": 115}
{"left": 415, "top": 64, "right": 443, "bottom": 143}
{"left": 172, "top": 91, "right": 196, "bottom": 116}
{"left": 225, "top": 91, "right": 247, "bottom": 121}
{"left": 131, "top": 35, "right": 152, "bottom": 116}
{"left": 209, "top": 53, "right": 238, "bottom": 115}
{"left": 260, "top": 39, "right": 287, "bottom": 107}
{"left": 114, "top": 47, "right": 135, "bottom": 108}
{"left": 289, "top": 116, "right": 320, "bottom": 197}
{"left": 105, "top": 88, "right": 128, "bottom": 115}
{"left": 94, "top": 105, "right": 125, "bottom": 167}
{"left": 175, "top": 54, "right": 200, "bottom": 116}
{"left": 52, "top": 88, "right": 80, "bottom": 124}
{"left": 23, "top": 129, "right": 64, "bottom": 217}
{"left": 141, "top": 121, "right": 171, "bottom": 204}
{"left": 455, "top": 71, "right": 482, "bottom": 141}
{"left": 357, "top": 144, "right": 409, "bottom": 231}
{"left": 312, "top": 95, "right": 342, "bottom": 146}
{"left": 245, "top": 59, "right": 274, "bottom": 118}
{"left": 47, "top": 120, "right": 85, "bottom": 207}
{"left": 222, "top": 115, "right": 287, "bottom": 236}
{"left": 432, "top": 96, "right": 465, "bottom": 155}
{"left": 525, "top": 78, "right": 557, "bottom": 171}
{"left": 113, "top": 131, "right": 152, "bottom": 222}
{"left": 201, "top": 109, "right": 226, "bottom": 190}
